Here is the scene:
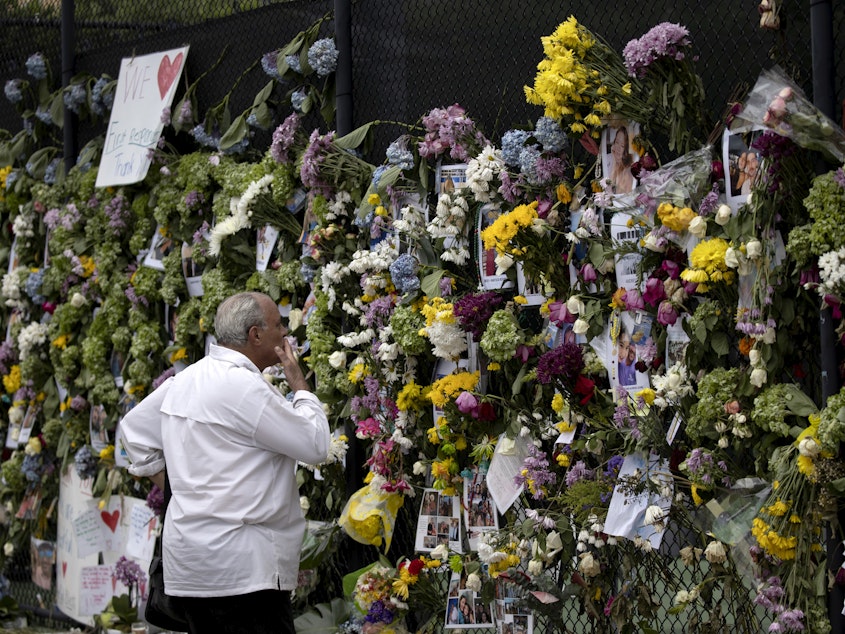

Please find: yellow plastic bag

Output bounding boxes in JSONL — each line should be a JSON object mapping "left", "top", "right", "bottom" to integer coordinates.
{"left": 339, "top": 484, "right": 404, "bottom": 552}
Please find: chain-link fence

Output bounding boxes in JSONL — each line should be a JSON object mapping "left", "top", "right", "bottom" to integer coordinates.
{"left": 0, "top": 0, "right": 842, "bottom": 631}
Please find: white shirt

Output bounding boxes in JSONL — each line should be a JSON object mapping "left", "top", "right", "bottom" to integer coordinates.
{"left": 121, "top": 344, "right": 329, "bottom": 597}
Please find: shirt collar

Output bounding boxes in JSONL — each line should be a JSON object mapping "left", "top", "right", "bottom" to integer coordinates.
{"left": 208, "top": 343, "right": 261, "bottom": 374}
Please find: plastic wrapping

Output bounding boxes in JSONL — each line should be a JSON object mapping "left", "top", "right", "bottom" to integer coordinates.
{"left": 339, "top": 484, "right": 405, "bottom": 552}
{"left": 730, "top": 65, "right": 845, "bottom": 163}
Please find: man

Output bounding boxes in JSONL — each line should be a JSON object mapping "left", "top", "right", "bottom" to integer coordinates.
{"left": 121, "top": 292, "right": 330, "bottom": 633}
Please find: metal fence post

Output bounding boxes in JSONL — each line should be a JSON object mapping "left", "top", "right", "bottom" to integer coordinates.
{"left": 61, "top": 0, "right": 77, "bottom": 172}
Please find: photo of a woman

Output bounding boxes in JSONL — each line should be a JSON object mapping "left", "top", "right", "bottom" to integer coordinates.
{"left": 607, "top": 125, "right": 635, "bottom": 194}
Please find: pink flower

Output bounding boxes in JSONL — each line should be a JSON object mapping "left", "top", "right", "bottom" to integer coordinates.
{"left": 515, "top": 344, "right": 533, "bottom": 363}
{"left": 643, "top": 277, "right": 666, "bottom": 306}
{"left": 622, "top": 289, "right": 645, "bottom": 311}
{"left": 455, "top": 391, "right": 479, "bottom": 415}
{"left": 661, "top": 259, "right": 681, "bottom": 279}
{"left": 657, "top": 300, "right": 679, "bottom": 326}
{"left": 580, "top": 263, "right": 597, "bottom": 283}
{"left": 548, "top": 300, "right": 576, "bottom": 326}
{"left": 355, "top": 417, "right": 382, "bottom": 439}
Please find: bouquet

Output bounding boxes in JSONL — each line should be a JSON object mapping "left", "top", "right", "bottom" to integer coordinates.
{"left": 730, "top": 65, "right": 845, "bottom": 163}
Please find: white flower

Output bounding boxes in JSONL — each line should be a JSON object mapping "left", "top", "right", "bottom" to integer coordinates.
{"left": 566, "top": 296, "right": 585, "bottom": 315}
{"left": 299, "top": 496, "right": 310, "bottom": 514}
{"left": 412, "top": 461, "right": 427, "bottom": 476}
{"left": 724, "top": 247, "right": 739, "bottom": 269}
{"left": 644, "top": 505, "right": 665, "bottom": 527}
{"left": 688, "top": 215, "right": 707, "bottom": 239}
{"left": 674, "top": 590, "right": 690, "bottom": 605}
{"left": 718, "top": 436, "right": 730, "bottom": 449}
{"left": 431, "top": 544, "right": 450, "bottom": 561}
{"left": 3, "top": 543, "right": 13, "bottom": 557}
{"left": 466, "top": 572, "right": 482, "bottom": 592}
{"left": 287, "top": 309, "right": 303, "bottom": 333}
{"left": 527, "top": 559, "right": 544, "bottom": 576}
{"left": 798, "top": 437, "right": 821, "bottom": 458}
{"left": 577, "top": 552, "right": 601, "bottom": 577}
{"left": 745, "top": 239, "right": 763, "bottom": 259}
{"left": 714, "top": 204, "right": 733, "bottom": 226}
{"left": 643, "top": 232, "right": 664, "bottom": 252}
{"left": 494, "top": 252, "right": 514, "bottom": 274}
{"left": 704, "top": 540, "right": 727, "bottom": 564}
{"left": 748, "top": 349, "right": 761, "bottom": 366}
{"left": 573, "top": 318, "right": 589, "bottom": 335}
{"left": 750, "top": 367, "right": 768, "bottom": 388}
{"left": 327, "top": 350, "right": 347, "bottom": 370}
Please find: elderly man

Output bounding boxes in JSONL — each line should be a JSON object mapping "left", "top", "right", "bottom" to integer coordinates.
{"left": 121, "top": 292, "right": 330, "bottom": 633}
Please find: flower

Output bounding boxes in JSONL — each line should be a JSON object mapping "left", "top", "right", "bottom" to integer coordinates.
{"left": 703, "top": 540, "right": 727, "bottom": 564}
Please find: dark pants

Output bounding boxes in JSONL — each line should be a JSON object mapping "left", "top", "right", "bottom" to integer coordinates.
{"left": 179, "top": 589, "right": 295, "bottom": 634}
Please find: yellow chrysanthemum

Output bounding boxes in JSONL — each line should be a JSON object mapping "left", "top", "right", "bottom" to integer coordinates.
{"left": 636, "top": 388, "right": 656, "bottom": 405}
{"left": 348, "top": 363, "right": 367, "bottom": 384}
{"left": 169, "top": 347, "right": 187, "bottom": 364}
{"left": 428, "top": 371, "right": 479, "bottom": 408}
{"left": 3, "top": 365, "right": 22, "bottom": 394}
{"left": 551, "top": 393, "right": 565, "bottom": 413}
{"left": 480, "top": 201, "right": 539, "bottom": 255}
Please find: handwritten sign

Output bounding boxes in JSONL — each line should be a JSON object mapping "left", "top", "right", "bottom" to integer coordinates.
{"left": 80, "top": 565, "right": 118, "bottom": 616}
{"left": 96, "top": 46, "right": 189, "bottom": 188}
{"left": 125, "top": 504, "right": 157, "bottom": 561}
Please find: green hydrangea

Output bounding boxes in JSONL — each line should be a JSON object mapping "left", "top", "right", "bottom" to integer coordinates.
{"left": 818, "top": 386, "right": 845, "bottom": 452}
{"left": 390, "top": 305, "right": 427, "bottom": 356}
{"left": 480, "top": 309, "right": 520, "bottom": 363}
{"left": 687, "top": 367, "right": 741, "bottom": 443}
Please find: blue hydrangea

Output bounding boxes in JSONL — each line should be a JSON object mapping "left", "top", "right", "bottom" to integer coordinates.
{"left": 221, "top": 135, "right": 250, "bottom": 155}
{"left": 371, "top": 165, "right": 388, "bottom": 190}
{"left": 22, "top": 453, "right": 44, "bottom": 483}
{"left": 389, "top": 253, "right": 420, "bottom": 294}
{"left": 246, "top": 112, "right": 268, "bottom": 130}
{"left": 24, "top": 269, "right": 45, "bottom": 304}
{"left": 534, "top": 116, "right": 567, "bottom": 153}
{"left": 261, "top": 50, "right": 282, "bottom": 80}
{"left": 501, "top": 129, "right": 531, "bottom": 167}
{"left": 307, "top": 38, "right": 339, "bottom": 77}
{"left": 4, "top": 79, "right": 23, "bottom": 104}
{"left": 291, "top": 89, "right": 307, "bottom": 112}
{"left": 74, "top": 445, "right": 98, "bottom": 480}
{"left": 386, "top": 137, "right": 414, "bottom": 170}
{"left": 191, "top": 124, "right": 220, "bottom": 149}
{"left": 0, "top": 575, "right": 9, "bottom": 599}
{"left": 44, "top": 157, "right": 61, "bottom": 185}
{"left": 34, "top": 105, "right": 53, "bottom": 125}
{"left": 5, "top": 170, "right": 18, "bottom": 190}
{"left": 91, "top": 77, "right": 112, "bottom": 115}
{"left": 285, "top": 54, "right": 302, "bottom": 74}
{"left": 25, "top": 52, "right": 48, "bottom": 80}
{"left": 518, "top": 145, "right": 541, "bottom": 183}
{"left": 63, "top": 83, "right": 87, "bottom": 114}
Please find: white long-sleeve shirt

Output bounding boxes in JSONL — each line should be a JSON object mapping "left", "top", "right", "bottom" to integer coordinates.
{"left": 121, "top": 344, "right": 330, "bottom": 597}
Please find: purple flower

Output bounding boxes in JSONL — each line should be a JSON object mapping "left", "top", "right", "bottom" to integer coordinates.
{"left": 146, "top": 485, "right": 165, "bottom": 518}
{"left": 565, "top": 460, "right": 594, "bottom": 487}
{"left": 623, "top": 22, "right": 692, "bottom": 78}
{"left": 622, "top": 289, "right": 645, "bottom": 311}
{"left": 114, "top": 556, "right": 145, "bottom": 588}
{"left": 580, "top": 263, "right": 597, "bottom": 283}
{"left": 536, "top": 342, "right": 584, "bottom": 385}
{"left": 104, "top": 194, "right": 131, "bottom": 236}
{"left": 453, "top": 291, "right": 503, "bottom": 339}
{"left": 270, "top": 113, "right": 301, "bottom": 164}
{"left": 643, "top": 277, "right": 666, "bottom": 306}
{"left": 514, "top": 444, "right": 557, "bottom": 499}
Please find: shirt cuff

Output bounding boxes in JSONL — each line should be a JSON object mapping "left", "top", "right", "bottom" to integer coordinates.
{"left": 127, "top": 455, "right": 165, "bottom": 478}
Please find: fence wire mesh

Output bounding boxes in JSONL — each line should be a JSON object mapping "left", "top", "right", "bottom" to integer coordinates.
{"left": 0, "top": 0, "right": 841, "bottom": 631}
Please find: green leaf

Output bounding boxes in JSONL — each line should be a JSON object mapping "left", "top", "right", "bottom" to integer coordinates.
{"left": 49, "top": 93, "right": 65, "bottom": 127}
{"left": 342, "top": 563, "right": 378, "bottom": 600}
{"left": 335, "top": 122, "right": 373, "bottom": 151}
{"left": 252, "top": 80, "right": 275, "bottom": 108}
{"left": 218, "top": 114, "right": 248, "bottom": 151}
{"left": 781, "top": 384, "right": 819, "bottom": 417}
{"left": 251, "top": 102, "right": 272, "bottom": 131}
{"left": 320, "top": 79, "right": 336, "bottom": 127}
{"left": 511, "top": 364, "right": 527, "bottom": 396}
{"left": 710, "top": 332, "right": 729, "bottom": 356}
{"left": 421, "top": 270, "right": 445, "bottom": 297}
{"left": 293, "top": 597, "right": 349, "bottom": 633}
{"left": 279, "top": 33, "right": 304, "bottom": 58}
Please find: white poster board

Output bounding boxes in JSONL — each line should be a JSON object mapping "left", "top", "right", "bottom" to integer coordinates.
{"left": 96, "top": 46, "right": 189, "bottom": 187}
{"left": 56, "top": 467, "right": 158, "bottom": 625}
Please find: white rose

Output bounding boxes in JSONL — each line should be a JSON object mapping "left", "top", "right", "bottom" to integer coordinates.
{"left": 577, "top": 552, "right": 601, "bottom": 577}
{"left": 566, "top": 296, "right": 585, "bottom": 315}
{"left": 714, "top": 204, "right": 733, "bottom": 226}
{"left": 763, "top": 327, "right": 777, "bottom": 344}
{"left": 412, "top": 461, "right": 428, "bottom": 476}
{"left": 466, "top": 572, "right": 482, "bottom": 592}
{"left": 704, "top": 540, "right": 727, "bottom": 564}
{"left": 299, "top": 496, "right": 310, "bottom": 514}
{"left": 3, "top": 543, "right": 13, "bottom": 557}
{"left": 748, "top": 349, "right": 761, "bottom": 365}
{"left": 287, "top": 308, "right": 303, "bottom": 332}
{"left": 70, "top": 292, "right": 87, "bottom": 308}
{"left": 644, "top": 505, "right": 665, "bottom": 526}
{"left": 527, "top": 559, "right": 544, "bottom": 577}
{"left": 724, "top": 247, "right": 739, "bottom": 269}
{"left": 750, "top": 367, "right": 768, "bottom": 388}
{"left": 494, "top": 252, "right": 514, "bottom": 273}
{"left": 573, "top": 318, "right": 589, "bottom": 335}
{"left": 688, "top": 216, "right": 707, "bottom": 239}
{"left": 643, "top": 232, "right": 664, "bottom": 252}
{"left": 431, "top": 544, "right": 450, "bottom": 561}
{"left": 745, "top": 240, "right": 763, "bottom": 259}
{"left": 327, "top": 350, "right": 347, "bottom": 369}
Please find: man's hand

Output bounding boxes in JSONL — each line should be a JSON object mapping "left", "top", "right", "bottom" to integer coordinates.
{"left": 275, "top": 339, "right": 309, "bottom": 393}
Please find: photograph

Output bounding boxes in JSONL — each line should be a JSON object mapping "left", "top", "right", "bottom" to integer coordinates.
{"left": 603, "top": 122, "right": 640, "bottom": 194}
{"left": 89, "top": 404, "right": 109, "bottom": 452}
{"left": 256, "top": 224, "right": 280, "bottom": 272}
{"left": 478, "top": 203, "right": 513, "bottom": 291}
{"left": 182, "top": 242, "right": 204, "bottom": 296}
{"left": 723, "top": 128, "right": 763, "bottom": 211}
{"left": 143, "top": 224, "right": 174, "bottom": 271}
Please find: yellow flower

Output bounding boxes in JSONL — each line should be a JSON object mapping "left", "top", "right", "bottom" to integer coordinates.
{"left": 99, "top": 445, "right": 115, "bottom": 461}
{"left": 513, "top": 295, "right": 528, "bottom": 305}
{"left": 169, "top": 347, "right": 187, "bottom": 364}
{"left": 556, "top": 184, "right": 572, "bottom": 204}
{"left": 796, "top": 455, "right": 815, "bottom": 476}
{"left": 767, "top": 498, "right": 790, "bottom": 517}
{"left": 78, "top": 255, "right": 96, "bottom": 278}
{"left": 428, "top": 371, "right": 479, "bottom": 408}
{"left": 375, "top": 205, "right": 388, "bottom": 217}
{"left": 454, "top": 435, "right": 467, "bottom": 451}
{"left": 551, "top": 393, "right": 565, "bottom": 413}
{"left": 691, "top": 484, "right": 703, "bottom": 506}
{"left": 367, "top": 193, "right": 381, "bottom": 205}
{"left": 397, "top": 382, "right": 425, "bottom": 412}
{"left": 636, "top": 388, "right": 656, "bottom": 405}
{"left": 487, "top": 362, "right": 501, "bottom": 371}
{"left": 3, "top": 365, "right": 21, "bottom": 394}
{"left": 556, "top": 453, "right": 571, "bottom": 467}
{"left": 622, "top": 83, "right": 632, "bottom": 94}
{"left": 52, "top": 333, "right": 70, "bottom": 349}
{"left": 348, "top": 363, "right": 367, "bottom": 384}
{"left": 427, "top": 426, "right": 441, "bottom": 445}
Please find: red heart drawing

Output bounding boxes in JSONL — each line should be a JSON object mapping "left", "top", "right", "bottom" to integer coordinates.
{"left": 101, "top": 509, "right": 120, "bottom": 532}
{"left": 61, "top": 561, "right": 67, "bottom": 577}
{"left": 157, "top": 52, "right": 183, "bottom": 100}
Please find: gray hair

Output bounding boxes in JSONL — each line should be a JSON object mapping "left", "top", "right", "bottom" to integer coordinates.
{"left": 214, "top": 293, "right": 267, "bottom": 346}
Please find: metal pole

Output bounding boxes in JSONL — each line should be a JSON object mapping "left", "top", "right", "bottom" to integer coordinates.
{"left": 61, "top": 0, "right": 77, "bottom": 172}
{"left": 334, "top": 0, "right": 353, "bottom": 136}
{"left": 810, "top": 0, "right": 844, "bottom": 628}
